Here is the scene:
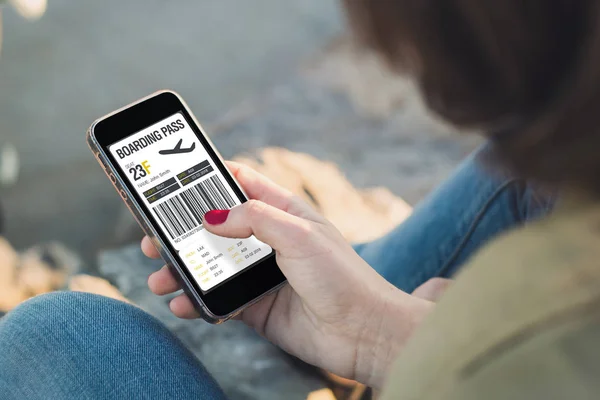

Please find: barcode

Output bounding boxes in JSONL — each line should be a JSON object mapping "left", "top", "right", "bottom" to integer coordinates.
{"left": 153, "top": 175, "right": 237, "bottom": 239}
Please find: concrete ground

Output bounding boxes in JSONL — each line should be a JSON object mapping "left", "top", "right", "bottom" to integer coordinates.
{"left": 0, "top": 0, "right": 343, "bottom": 267}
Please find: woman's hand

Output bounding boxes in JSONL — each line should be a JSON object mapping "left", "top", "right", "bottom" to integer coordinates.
{"left": 142, "top": 161, "right": 433, "bottom": 388}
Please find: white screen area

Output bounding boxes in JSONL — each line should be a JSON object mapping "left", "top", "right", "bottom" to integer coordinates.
{"left": 109, "top": 113, "right": 272, "bottom": 292}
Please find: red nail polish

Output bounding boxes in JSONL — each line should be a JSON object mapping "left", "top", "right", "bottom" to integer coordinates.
{"left": 204, "top": 209, "right": 230, "bottom": 225}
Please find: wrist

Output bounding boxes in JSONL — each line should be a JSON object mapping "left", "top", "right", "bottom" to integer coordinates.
{"left": 354, "top": 284, "right": 433, "bottom": 389}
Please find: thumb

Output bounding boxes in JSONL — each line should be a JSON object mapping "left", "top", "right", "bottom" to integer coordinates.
{"left": 202, "top": 200, "right": 313, "bottom": 257}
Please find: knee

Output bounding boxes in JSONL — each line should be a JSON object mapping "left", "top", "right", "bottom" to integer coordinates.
{"left": 0, "top": 291, "right": 153, "bottom": 351}
{"left": 0, "top": 292, "right": 216, "bottom": 398}
{"left": 0, "top": 292, "right": 166, "bottom": 378}
{"left": 3, "top": 291, "right": 126, "bottom": 327}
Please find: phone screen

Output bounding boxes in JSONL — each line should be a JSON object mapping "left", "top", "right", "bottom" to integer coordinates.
{"left": 108, "top": 112, "right": 272, "bottom": 292}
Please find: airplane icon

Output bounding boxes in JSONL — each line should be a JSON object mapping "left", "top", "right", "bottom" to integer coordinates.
{"left": 159, "top": 139, "right": 196, "bottom": 155}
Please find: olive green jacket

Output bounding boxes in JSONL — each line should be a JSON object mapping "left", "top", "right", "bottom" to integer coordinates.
{"left": 382, "top": 196, "right": 600, "bottom": 400}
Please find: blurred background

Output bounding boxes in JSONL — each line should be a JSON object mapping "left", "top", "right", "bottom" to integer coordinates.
{"left": 0, "top": 1, "right": 479, "bottom": 399}
{"left": 1, "top": 0, "right": 346, "bottom": 266}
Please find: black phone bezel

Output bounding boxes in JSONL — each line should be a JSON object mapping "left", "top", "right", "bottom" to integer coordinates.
{"left": 92, "top": 91, "right": 285, "bottom": 317}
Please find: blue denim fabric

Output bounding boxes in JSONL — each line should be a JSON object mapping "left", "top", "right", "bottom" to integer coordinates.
{"left": 0, "top": 292, "right": 227, "bottom": 400}
{"left": 354, "top": 146, "right": 555, "bottom": 293}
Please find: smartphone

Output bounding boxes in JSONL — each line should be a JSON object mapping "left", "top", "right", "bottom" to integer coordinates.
{"left": 87, "top": 90, "right": 286, "bottom": 323}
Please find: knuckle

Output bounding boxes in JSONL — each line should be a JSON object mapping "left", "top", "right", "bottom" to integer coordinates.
{"left": 245, "top": 199, "right": 267, "bottom": 220}
{"left": 287, "top": 194, "right": 326, "bottom": 222}
{"left": 235, "top": 163, "right": 252, "bottom": 180}
{"left": 289, "top": 194, "right": 307, "bottom": 207}
{"left": 291, "top": 220, "right": 314, "bottom": 242}
{"left": 287, "top": 194, "right": 313, "bottom": 214}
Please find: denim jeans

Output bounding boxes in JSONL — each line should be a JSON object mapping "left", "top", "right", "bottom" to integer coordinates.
{"left": 354, "top": 148, "right": 555, "bottom": 293}
{"left": 0, "top": 147, "right": 555, "bottom": 399}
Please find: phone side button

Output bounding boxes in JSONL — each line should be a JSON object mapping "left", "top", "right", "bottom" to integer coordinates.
{"left": 119, "top": 189, "right": 128, "bottom": 201}
{"left": 109, "top": 173, "right": 117, "bottom": 185}
{"left": 94, "top": 152, "right": 105, "bottom": 167}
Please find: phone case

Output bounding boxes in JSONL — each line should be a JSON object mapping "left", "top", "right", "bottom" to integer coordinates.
{"left": 86, "top": 90, "right": 286, "bottom": 324}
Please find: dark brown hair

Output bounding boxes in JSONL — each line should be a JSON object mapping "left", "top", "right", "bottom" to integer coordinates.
{"left": 345, "top": 0, "right": 600, "bottom": 194}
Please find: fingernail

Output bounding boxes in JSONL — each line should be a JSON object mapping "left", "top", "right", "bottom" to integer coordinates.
{"left": 204, "top": 209, "right": 230, "bottom": 225}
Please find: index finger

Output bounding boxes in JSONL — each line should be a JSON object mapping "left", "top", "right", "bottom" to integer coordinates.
{"left": 225, "top": 160, "right": 320, "bottom": 221}
{"left": 225, "top": 160, "right": 296, "bottom": 212}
